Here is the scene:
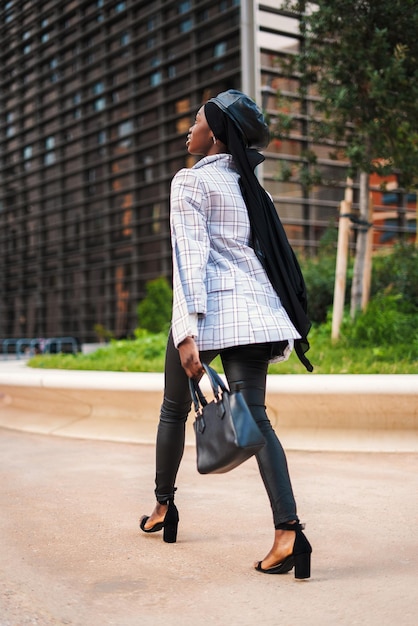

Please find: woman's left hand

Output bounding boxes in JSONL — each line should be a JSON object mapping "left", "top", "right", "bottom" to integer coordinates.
{"left": 178, "top": 337, "right": 204, "bottom": 378}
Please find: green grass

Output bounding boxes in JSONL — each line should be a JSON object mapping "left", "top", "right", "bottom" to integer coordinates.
{"left": 27, "top": 326, "right": 418, "bottom": 374}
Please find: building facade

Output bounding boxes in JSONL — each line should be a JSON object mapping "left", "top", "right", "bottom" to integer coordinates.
{"left": 0, "top": 0, "right": 355, "bottom": 343}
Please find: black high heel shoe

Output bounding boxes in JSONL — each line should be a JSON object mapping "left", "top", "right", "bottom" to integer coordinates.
{"left": 255, "top": 522, "right": 312, "bottom": 579}
{"left": 139, "top": 500, "right": 179, "bottom": 544}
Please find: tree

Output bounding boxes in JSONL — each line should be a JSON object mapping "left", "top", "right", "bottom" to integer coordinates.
{"left": 137, "top": 277, "right": 173, "bottom": 333}
{"left": 278, "top": 0, "right": 418, "bottom": 315}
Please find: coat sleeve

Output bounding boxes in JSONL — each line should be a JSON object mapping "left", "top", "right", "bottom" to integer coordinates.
{"left": 170, "top": 169, "right": 209, "bottom": 347}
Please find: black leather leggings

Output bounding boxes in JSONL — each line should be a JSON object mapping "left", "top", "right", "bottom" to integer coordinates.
{"left": 154, "top": 331, "right": 298, "bottom": 527}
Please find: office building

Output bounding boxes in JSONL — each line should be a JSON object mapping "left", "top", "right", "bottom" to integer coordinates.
{"left": 0, "top": 1, "right": 348, "bottom": 342}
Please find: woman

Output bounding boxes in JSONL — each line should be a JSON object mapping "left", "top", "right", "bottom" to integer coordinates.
{"left": 140, "top": 90, "right": 312, "bottom": 579}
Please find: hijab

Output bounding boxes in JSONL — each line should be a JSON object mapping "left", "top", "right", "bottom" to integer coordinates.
{"left": 204, "top": 100, "right": 313, "bottom": 371}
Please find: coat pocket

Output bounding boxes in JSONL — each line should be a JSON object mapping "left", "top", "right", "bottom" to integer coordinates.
{"left": 205, "top": 273, "right": 235, "bottom": 293}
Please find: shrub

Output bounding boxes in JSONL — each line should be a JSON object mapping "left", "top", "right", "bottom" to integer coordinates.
{"left": 371, "top": 243, "right": 418, "bottom": 313}
{"left": 93, "top": 323, "right": 114, "bottom": 342}
{"left": 300, "top": 237, "right": 417, "bottom": 325}
{"left": 137, "top": 277, "right": 173, "bottom": 333}
{"left": 342, "top": 290, "right": 415, "bottom": 350}
{"left": 302, "top": 254, "right": 339, "bottom": 324}
{"left": 299, "top": 227, "right": 352, "bottom": 324}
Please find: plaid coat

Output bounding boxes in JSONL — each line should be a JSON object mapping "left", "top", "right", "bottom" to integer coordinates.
{"left": 170, "top": 154, "right": 300, "bottom": 359}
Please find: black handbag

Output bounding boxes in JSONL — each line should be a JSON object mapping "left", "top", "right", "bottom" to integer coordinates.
{"left": 189, "top": 363, "right": 265, "bottom": 474}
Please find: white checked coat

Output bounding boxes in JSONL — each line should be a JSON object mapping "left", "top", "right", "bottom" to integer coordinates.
{"left": 170, "top": 154, "right": 300, "bottom": 360}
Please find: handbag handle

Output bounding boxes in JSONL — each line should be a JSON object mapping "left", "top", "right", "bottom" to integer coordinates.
{"left": 189, "top": 363, "right": 228, "bottom": 414}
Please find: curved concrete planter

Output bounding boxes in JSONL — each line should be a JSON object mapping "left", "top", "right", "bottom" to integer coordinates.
{"left": 0, "top": 362, "right": 417, "bottom": 452}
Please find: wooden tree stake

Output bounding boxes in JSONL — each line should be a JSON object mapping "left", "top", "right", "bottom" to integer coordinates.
{"left": 332, "top": 179, "right": 353, "bottom": 341}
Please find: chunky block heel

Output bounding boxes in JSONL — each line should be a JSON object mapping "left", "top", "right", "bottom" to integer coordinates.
{"left": 140, "top": 499, "right": 179, "bottom": 543}
{"left": 162, "top": 500, "right": 179, "bottom": 543}
{"left": 255, "top": 521, "right": 312, "bottom": 579}
{"left": 294, "top": 550, "right": 311, "bottom": 579}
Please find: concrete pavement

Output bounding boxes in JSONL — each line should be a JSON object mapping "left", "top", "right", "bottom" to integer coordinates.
{"left": 0, "top": 359, "right": 417, "bottom": 625}
{"left": 1, "top": 428, "right": 417, "bottom": 626}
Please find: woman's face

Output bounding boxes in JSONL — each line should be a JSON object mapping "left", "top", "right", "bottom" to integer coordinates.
{"left": 186, "top": 106, "right": 217, "bottom": 156}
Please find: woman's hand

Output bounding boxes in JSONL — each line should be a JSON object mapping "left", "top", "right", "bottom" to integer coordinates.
{"left": 178, "top": 337, "right": 204, "bottom": 378}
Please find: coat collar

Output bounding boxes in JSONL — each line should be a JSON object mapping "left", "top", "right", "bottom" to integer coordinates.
{"left": 192, "top": 151, "right": 264, "bottom": 171}
{"left": 192, "top": 153, "right": 235, "bottom": 170}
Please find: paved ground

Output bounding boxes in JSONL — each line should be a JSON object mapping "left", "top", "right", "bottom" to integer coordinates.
{"left": 1, "top": 426, "right": 417, "bottom": 626}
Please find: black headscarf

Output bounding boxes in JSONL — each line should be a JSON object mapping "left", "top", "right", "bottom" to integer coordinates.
{"left": 204, "top": 101, "right": 313, "bottom": 371}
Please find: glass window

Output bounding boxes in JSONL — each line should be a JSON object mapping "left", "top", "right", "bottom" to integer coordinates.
{"left": 176, "top": 117, "right": 190, "bottom": 134}
{"left": 150, "top": 71, "right": 162, "bottom": 86}
{"left": 92, "top": 81, "right": 104, "bottom": 94}
{"left": 143, "top": 155, "right": 154, "bottom": 182}
{"left": 147, "top": 16, "right": 157, "bottom": 31}
{"left": 179, "top": 19, "right": 193, "bottom": 33}
{"left": 214, "top": 42, "right": 227, "bottom": 57}
{"left": 118, "top": 120, "right": 134, "bottom": 137}
{"left": 152, "top": 203, "right": 162, "bottom": 234}
{"left": 44, "top": 152, "right": 56, "bottom": 165}
{"left": 120, "top": 32, "right": 130, "bottom": 45}
{"left": 23, "top": 145, "right": 33, "bottom": 159}
{"left": 5, "top": 11, "right": 14, "bottom": 23}
{"left": 175, "top": 98, "right": 190, "bottom": 113}
{"left": 93, "top": 97, "right": 106, "bottom": 111}
{"left": 179, "top": 1, "right": 191, "bottom": 13}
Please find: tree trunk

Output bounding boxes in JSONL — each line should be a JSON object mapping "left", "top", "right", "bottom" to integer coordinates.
{"left": 350, "top": 170, "right": 369, "bottom": 317}
{"left": 331, "top": 179, "right": 353, "bottom": 340}
{"left": 361, "top": 192, "right": 374, "bottom": 311}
